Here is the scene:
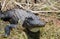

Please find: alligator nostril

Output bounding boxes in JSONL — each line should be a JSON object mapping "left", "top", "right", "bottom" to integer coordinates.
{"left": 38, "top": 21, "right": 46, "bottom": 27}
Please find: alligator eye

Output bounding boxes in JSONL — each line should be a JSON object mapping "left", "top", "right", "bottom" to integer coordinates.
{"left": 28, "top": 17, "right": 33, "bottom": 20}
{"left": 26, "top": 17, "right": 33, "bottom": 20}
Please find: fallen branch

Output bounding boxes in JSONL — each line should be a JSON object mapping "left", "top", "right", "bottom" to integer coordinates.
{"left": 13, "top": 1, "right": 26, "bottom": 10}
{"left": 1, "top": 0, "right": 6, "bottom": 11}
{"left": 31, "top": 10, "right": 60, "bottom": 13}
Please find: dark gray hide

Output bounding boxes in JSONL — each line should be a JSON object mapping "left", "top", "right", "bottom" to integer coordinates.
{"left": 0, "top": 9, "right": 46, "bottom": 39}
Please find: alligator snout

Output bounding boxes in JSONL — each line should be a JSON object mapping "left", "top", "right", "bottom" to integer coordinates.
{"left": 38, "top": 20, "right": 46, "bottom": 27}
{"left": 30, "top": 19, "right": 46, "bottom": 27}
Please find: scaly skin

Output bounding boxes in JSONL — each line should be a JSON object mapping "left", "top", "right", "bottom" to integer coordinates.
{"left": 0, "top": 9, "right": 46, "bottom": 39}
